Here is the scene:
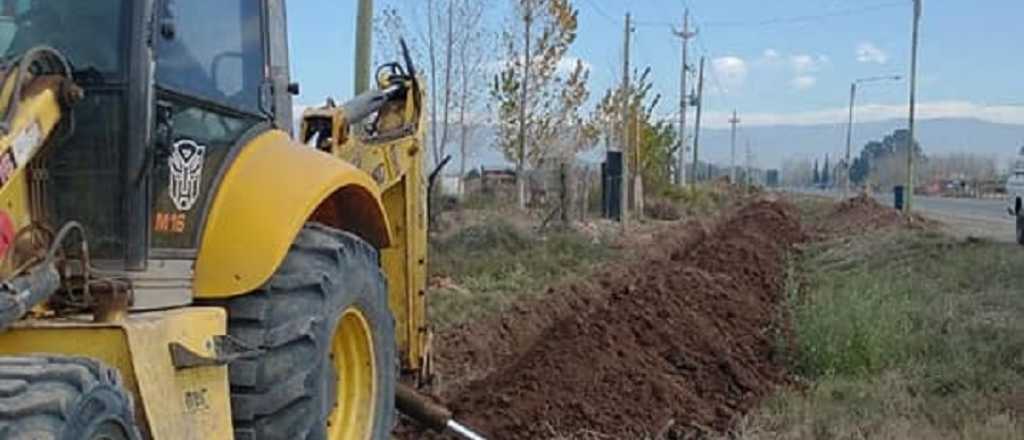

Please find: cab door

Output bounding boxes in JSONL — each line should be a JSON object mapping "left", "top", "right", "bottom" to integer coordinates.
{"left": 151, "top": 0, "right": 272, "bottom": 257}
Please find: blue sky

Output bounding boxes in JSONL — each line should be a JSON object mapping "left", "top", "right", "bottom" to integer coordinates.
{"left": 288, "top": 1, "right": 1024, "bottom": 168}
{"left": 290, "top": 0, "right": 1024, "bottom": 128}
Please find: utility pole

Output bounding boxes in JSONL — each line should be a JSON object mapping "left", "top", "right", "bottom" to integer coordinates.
{"left": 844, "top": 81, "right": 856, "bottom": 198}
{"left": 620, "top": 12, "right": 632, "bottom": 229}
{"left": 728, "top": 110, "right": 741, "bottom": 184}
{"left": 690, "top": 56, "right": 705, "bottom": 189}
{"left": 745, "top": 139, "right": 752, "bottom": 188}
{"left": 673, "top": 9, "right": 696, "bottom": 186}
{"left": 905, "top": 0, "right": 922, "bottom": 213}
{"left": 634, "top": 105, "right": 643, "bottom": 220}
{"left": 517, "top": 1, "right": 533, "bottom": 210}
{"left": 354, "top": 0, "right": 373, "bottom": 94}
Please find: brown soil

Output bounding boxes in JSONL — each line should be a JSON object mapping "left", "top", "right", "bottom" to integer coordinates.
{"left": 817, "top": 194, "right": 932, "bottom": 237}
{"left": 412, "top": 200, "right": 805, "bottom": 439}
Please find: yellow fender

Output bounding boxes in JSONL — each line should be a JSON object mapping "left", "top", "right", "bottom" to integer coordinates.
{"left": 194, "top": 130, "right": 391, "bottom": 298}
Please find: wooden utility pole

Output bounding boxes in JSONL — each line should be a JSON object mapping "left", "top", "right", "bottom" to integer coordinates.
{"left": 904, "top": 0, "right": 922, "bottom": 213}
{"left": 690, "top": 56, "right": 705, "bottom": 189}
{"left": 728, "top": 110, "right": 740, "bottom": 184}
{"left": 673, "top": 10, "right": 696, "bottom": 187}
{"left": 620, "top": 12, "right": 632, "bottom": 230}
{"left": 844, "top": 81, "right": 856, "bottom": 198}
{"left": 634, "top": 106, "right": 644, "bottom": 220}
{"left": 354, "top": 0, "right": 373, "bottom": 94}
{"left": 517, "top": 1, "right": 533, "bottom": 210}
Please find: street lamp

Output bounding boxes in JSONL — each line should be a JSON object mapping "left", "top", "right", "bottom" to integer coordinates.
{"left": 843, "top": 75, "right": 903, "bottom": 198}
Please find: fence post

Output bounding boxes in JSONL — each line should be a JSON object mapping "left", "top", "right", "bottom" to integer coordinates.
{"left": 560, "top": 162, "right": 569, "bottom": 226}
{"left": 579, "top": 167, "right": 588, "bottom": 222}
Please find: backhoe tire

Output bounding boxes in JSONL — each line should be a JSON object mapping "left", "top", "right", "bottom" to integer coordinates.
{"left": 222, "top": 223, "right": 396, "bottom": 440}
{"left": 0, "top": 355, "right": 141, "bottom": 440}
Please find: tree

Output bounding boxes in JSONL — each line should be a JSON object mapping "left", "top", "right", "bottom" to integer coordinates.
{"left": 451, "top": 0, "right": 491, "bottom": 190}
{"left": 592, "top": 67, "right": 675, "bottom": 193}
{"left": 782, "top": 158, "right": 813, "bottom": 187}
{"left": 492, "top": 0, "right": 592, "bottom": 208}
{"left": 822, "top": 155, "right": 831, "bottom": 186}
{"left": 375, "top": 1, "right": 459, "bottom": 168}
{"left": 813, "top": 159, "right": 820, "bottom": 185}
{"left": 849, "top": 128, "right": 924, "bottom": 187}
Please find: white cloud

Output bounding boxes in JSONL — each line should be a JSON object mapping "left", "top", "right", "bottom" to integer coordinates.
{"left": 711, "top": 56, "right": 748, "bottom": 93}
{"left": 791, "top": 76, "right": 817, "bottom": 90}
{"left": 856, "top": 42, "right": 888, "bottom": 64}
{"left": 789, "top": 54, "right": 829, "bottom": 74}
{"left": 761, "top": 49, "right": 781, "bottom": 63}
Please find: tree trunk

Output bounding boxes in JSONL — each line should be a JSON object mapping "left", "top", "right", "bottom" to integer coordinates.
{"left": 516, "top": 2, "right": 532, "bottom": 210}
{"left": 458, "top": 43, "right": 469, "bottom": 201}
{"left": 427, "top": 0, "right": 439, "bottom": 165}
{"left": 439, "top": 0, "right": 455, "bottom": 164}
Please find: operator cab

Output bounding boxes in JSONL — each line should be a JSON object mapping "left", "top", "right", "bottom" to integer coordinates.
{"left": 0, "top": 0, "right": 294, "bottom": 288}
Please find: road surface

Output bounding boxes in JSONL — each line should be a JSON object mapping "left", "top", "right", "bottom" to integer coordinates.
{"left": 792, "top": 188, "right": 1015, "bottom": 243}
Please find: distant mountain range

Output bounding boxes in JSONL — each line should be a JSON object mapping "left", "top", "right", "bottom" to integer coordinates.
{"left": 445, "top": 118, "right": 1024, "bottom": 173}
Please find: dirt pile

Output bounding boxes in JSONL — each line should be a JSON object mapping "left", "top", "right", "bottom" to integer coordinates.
{"left": 437, "top": 200, "right": 804, "bottom": 438}
{"left": 818, "top": 194, "right": 930, "bottom": 236}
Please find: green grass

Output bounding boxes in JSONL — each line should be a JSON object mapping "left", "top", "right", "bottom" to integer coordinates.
{"left": 746, "top": 225, "right": 1024, "bottom": 439}
{"left": 428, "top": 220, "right": 615, "bottom": 329}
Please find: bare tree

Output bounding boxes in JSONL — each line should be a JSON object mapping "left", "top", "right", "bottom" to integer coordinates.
{"left": 924, "top": 153, "right": 997, "bottom": 182}
{"left": 375, "top": 0, "right": 459, "bottom": 168}
{"left": 782, "top": 158, "right": 814, "bottom": 187}
{"left": 452, "top": 0, "right": 491, "bottom": 193}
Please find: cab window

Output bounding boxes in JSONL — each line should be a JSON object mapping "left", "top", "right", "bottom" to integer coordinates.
{"left": 0, "top": 0, "right": 126, "bottom": 77}
{"left": 156, "top": 0, "right": 265, "bottom": 114}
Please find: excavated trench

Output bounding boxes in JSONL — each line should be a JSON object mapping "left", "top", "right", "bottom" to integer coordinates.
{"left": 407, "top": 199, "right": 806, "bottom": 438}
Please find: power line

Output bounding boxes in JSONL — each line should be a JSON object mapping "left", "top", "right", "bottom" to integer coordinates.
{"left": 628, "top": 2, "right": 903, "bottom": 30}
{"left": 581, "top": 0, "right": 616, "bottom": 24}
{"left": 701, "top": 2, "right": 903, "bottom": 28}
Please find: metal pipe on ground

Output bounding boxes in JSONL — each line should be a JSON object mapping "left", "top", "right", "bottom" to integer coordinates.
{"left": 396, "top": 383, "right": 487, "bottom": 440}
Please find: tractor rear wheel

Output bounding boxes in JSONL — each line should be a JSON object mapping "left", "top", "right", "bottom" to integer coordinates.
{"left": 0, "top": 355, "right": 141, "bottom": 440}
{"left": 222, "top": 223, "right": 396, "bottom": 440}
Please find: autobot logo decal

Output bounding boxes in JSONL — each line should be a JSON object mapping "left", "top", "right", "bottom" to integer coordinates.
{"left": 168, "top": 139, "right": 206, "bottom": 212}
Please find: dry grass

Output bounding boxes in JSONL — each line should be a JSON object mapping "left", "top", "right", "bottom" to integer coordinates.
{"left": 734, "top": 203, "right": 1024, "bottom": 439}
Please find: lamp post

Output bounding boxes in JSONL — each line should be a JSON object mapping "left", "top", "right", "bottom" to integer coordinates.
{"left": 844, "top": 75, "right": 902, "bottom": 198}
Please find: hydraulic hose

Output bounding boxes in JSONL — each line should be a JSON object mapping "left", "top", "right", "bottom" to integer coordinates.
{"left": 0, "top": 261, "right": 60, "bottom": 331}
{"left": 0, "top": 222, "right": 90, "bottom": 331}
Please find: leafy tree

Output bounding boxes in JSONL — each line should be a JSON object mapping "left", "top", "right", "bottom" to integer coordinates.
{"left": 591, "top": 67, "right": 677, "bottom": 193}
{"left": 850, "top": 129, "right": 924, "bottom": 185}
{"left": 491, "top": 0, "right": 594, "bottom": 208}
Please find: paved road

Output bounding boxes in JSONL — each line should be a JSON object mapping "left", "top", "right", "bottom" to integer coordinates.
{"left": 791, "top": 188, "right": 1016, "bottom": 242}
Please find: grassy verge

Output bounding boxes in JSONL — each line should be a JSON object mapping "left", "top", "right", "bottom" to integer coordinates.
{"left": 428, "top": 218, "right": 615, "bottom": 330}
{"left": 742, "top": 224, "right": 1024, "bottom": 439}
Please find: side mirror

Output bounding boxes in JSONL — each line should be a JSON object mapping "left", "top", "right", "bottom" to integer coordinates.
{"left": 287, "top": 82, "right": 300, "bottom": 96}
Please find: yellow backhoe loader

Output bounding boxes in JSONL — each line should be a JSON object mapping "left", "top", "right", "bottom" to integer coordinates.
{"left": 0, "top": 1, "right": 476, "bottom": 439}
